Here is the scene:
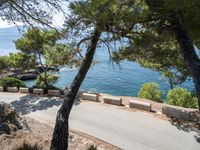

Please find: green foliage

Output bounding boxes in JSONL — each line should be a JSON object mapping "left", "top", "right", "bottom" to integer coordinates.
{"left": 15, "top": 27, "right": 62, "bottom": 55}
{"left": 9, "top": 52, "right": 35, "bottom": 69}
{"left": 15, "top": 143, "right": 42, "bottom": 150}
{"left": 15, "top": 28, "right": 43, "bottom": 54}
{"left": 145, "top": 0, "right": 200, "bottom": 46}
{"left": 44, "top": 44, "right": 81, "bottom": 67}
{"left": 14, "top": 27, "right": 76, "bottom": 89}
{"left": 0, "top": 77, "right": 25, "bottom": 89}
{"left": 0, "top": 52, "right": 36, "bottom": 73}
{"left": 138, "top": 82, "right": 163, "bottom": 103}
{"left": 111, "top": 0, "right": 200, "bottom": 108}
{"left": 0, "top": 0, "right": 58, "bottom": 27}
{"left": 66, "top": 0, "right": 141, "bottom": 39}
{"left": 112, "top": 0, "right": 200, "bottom": 87}
{"left": 35, "top": 73, "right": 59, "bottom": 89}
{"left": 112, "top": 29, "right": 190, "bottom": 86}
{"left": 87, "top": 145, "right": 97, "bottom": 150}
{"left": 0, "top": 56, "right": 10, "bottom": 74}
{"left": 167, "top": 87, "right": 198, "bottom": 109}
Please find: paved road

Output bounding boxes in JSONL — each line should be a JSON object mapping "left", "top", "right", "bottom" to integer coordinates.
{"left": 0, "top": 93, "right": 200, "bottom": 150}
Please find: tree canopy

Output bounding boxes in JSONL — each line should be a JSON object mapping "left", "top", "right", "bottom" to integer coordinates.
{"left": 111, "top": 0, "right": 200, "bottom": 109}
{"left": 44, "top": 44, "right": 81, "bottom": 67}
{"left": 15, "top": 27, "right": 62, "bottom": 54}
{"left": 144, "top": 0, "right": 200, "bottom": 47}
{"left": 14, "top": 27, "right": 81, "bottom": 89}
{"left": 0, "top": 0, "right": 65, "bottom": 28}
{"left": 0, "top": 56, "right": 10, "bottom": 74}
{"left": 112, "top": 0, "right": 200, "bottom": 87}
{"left": 113, "top": 28, "right": 190, "bottom": 87}
{"left": 9, "top": 52, "right": 35, "bottom": 69}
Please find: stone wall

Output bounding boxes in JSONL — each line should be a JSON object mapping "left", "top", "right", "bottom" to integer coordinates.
{"left": 162, "top": 104, "right": 199, "bottom": 121}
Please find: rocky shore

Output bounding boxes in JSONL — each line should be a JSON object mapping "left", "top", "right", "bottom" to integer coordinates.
{"left": 0, "top": 66, "right": 59, "bottom": 80}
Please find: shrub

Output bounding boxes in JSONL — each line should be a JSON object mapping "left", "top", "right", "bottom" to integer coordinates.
{"left": 167, "top": 87, "right": 198, "bottom": 109}
{"left": 138, "top": 82, "right": 163, "bottom": 103}
{"left": 0, "top": 77, "right": 25, "bottom": 90}
{"left": 87, "top": 145, "right": 97, "bottom": 150}
{"left": 35, "top": 73, "right": 59, "bottom": 89}
{"left": 15, "top": 143, "right": 42, "bottom": 150}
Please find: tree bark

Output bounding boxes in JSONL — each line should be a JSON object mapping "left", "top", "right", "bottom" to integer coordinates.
{"left": 37, "top": 51, "right": 49, "bottom": 89}
{"left": 50, "top": 28, "right": 101, "bottom": 150}
{"left": 144, "top": 0, "right": 200, "bottom": 109}
{"left": 169, "top": 77, "right": 174, "bottom": 90}
{"left": 173, "top": 18, "right": 200, "bottom": 110}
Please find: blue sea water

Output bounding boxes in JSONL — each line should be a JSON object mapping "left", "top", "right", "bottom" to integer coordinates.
{"left": 0, "top": 27, "right": 194, "bottom": 97}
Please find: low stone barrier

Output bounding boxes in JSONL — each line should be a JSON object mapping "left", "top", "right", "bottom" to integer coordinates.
{"left": 82, "top": 93, "right": 99, "bottom": 102}
{"left": 64, "top": 90, "right": 69, "bottom": 96}
{"left": 33, "top": 88, "right": 44, "bottom": 95}
{"left": 48, "top": 90, "right": 60, "bottom": 97}
{"left": 7, "top": 87, "right": 18, "bottom": 92}
{"left": 129, "top": 100, "right": 151, "bottom": 111}
{"left": 19, "top": 88, "right": 30, "bottom": 93}
{"left": 162, "top": 104, "right": 195, "bottom": 121}
{"left": 0, "top": 86, "right": 3, "bottom": 92}
{"left": 103, "top": 96, "right": 122, "bottom": 106}
{"left": 189, "top": 111, "right": 200, "bottom": 122}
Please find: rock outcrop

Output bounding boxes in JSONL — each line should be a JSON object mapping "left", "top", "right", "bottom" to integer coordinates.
{"left": 0, "top": 102, "right": 23, "bottom": 135}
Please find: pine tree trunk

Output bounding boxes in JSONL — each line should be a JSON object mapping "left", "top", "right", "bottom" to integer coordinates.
{"left": 50, "top": 29, "right": 101, "bottom": 150}
{"left": 37, "top": 51, "right": 49, "bottom": 89}
{"left": 173, "top": 19, "right": 200, "bottom": 110}
{"left": 145, "top": 0, "right": 200, "bottom": 109}
{"left": 169, "top": 77, "right": 174, "bottom": 90}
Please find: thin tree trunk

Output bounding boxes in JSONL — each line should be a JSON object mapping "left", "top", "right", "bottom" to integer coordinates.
{"left": 169, "top": 77, "right": 174, "bottom": 90}
{"left": 173, "top": 17, "right": 200, "bottom": 110}
{"left": 37, "top": 51, "right": 49, "bottom": 89}
{"left": 50, "top": 28, "right": 101, "bottom": 150}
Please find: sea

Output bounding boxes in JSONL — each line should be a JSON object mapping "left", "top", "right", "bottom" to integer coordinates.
{"left": 0, "top": 26, "right": 194, "bottom": 97}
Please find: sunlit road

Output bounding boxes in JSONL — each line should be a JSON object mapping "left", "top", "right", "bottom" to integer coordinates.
{"left": 0, "top": 92, "right": 200, "bottom": 150}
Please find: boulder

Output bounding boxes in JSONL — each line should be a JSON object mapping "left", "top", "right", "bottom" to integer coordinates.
{"left": 0, "top": 102, "right": 23, "bottom": 135}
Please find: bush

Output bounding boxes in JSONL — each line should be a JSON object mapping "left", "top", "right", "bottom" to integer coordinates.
{"left": 87, "top": 145, "right": 97, "bottom": 150}
{"left": 167, "top": 87, "right": 198, "bottom": 109}
{"left": 15, "top": 143, "right": 42, "bottom": 150}
{"left": 35, "top": 73, "right": 59, "bottom": 89}
{"left": 138, "top": 82, "right": 163, "bottom": 103}
{"left": 0, "top": 77, "right": 25, "bottom": 90}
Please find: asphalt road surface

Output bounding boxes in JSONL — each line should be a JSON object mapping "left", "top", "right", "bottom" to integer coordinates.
{"left": 0, "top": 93, "right": 199, "bottom": 150}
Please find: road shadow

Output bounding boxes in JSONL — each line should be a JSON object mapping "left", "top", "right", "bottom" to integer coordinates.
{"left": 11, "top": 95, "right": 81, "bottom": 115}
{"left": 169, "top": 117, "right": 200, "bottom": 144}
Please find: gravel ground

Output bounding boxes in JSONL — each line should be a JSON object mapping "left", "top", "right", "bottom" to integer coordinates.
{"left": 0, "top": 117, "right": 120, "bottom": 150}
